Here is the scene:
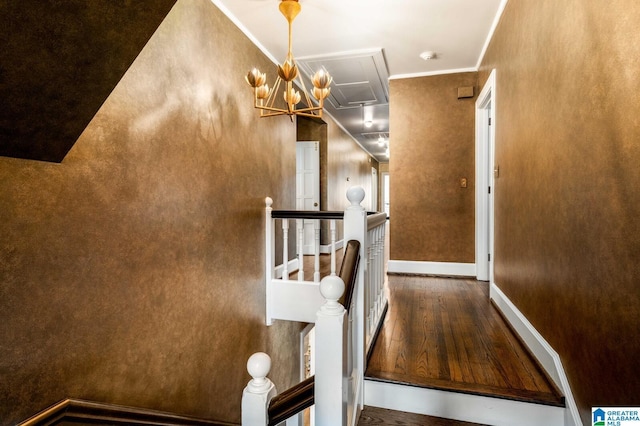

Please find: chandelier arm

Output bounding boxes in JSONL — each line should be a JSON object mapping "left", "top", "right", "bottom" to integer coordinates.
{"left": 293, "top": 111, "right": 325, "bottom": 118}
{"left": 291, "top": 105, "right": 323, "bottom": 114}
{"left": 260, "top": 110, "right": 291, "bottom": 118}
{"left": 265, "top": 77, "right": 283, "bottom": 108}
{"left": 295, "top": 74, "right": 316, "bottom": 111}
{"left": 256, "top": 105, "right": 291, "bottom": 114}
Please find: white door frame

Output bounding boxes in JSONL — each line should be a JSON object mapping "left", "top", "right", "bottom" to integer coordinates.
{"left": 475, "top": 70, "right": 496, "bottom": 283}
{"left": 370, "top": 167, "right": 378, "bottom": 212}
{"left": 381, "top": 172, "right": 390, "bottom": 217}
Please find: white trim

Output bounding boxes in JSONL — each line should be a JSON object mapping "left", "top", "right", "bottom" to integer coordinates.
{"left": 364, "top": 379, "right": 564, "bottom": 426}
{"left": 271, "top": 279, "right": 323, "bottom": 323}
{"left": 210, "top": 0, "right": 278, "bottom": 65}
{"left": 320, "top": 239, "right": 344, "bottom": 254}
{"left": 389, "top": 67, "right": 478, "bottom": 81}
{"left": 475, "top": 0, "right": 510, "bottom": 69}
{"left": 490, "top": 283, "right": 582, "bottom": 426}
{"left": 274, "top": 258, "right": 299, "bottom": 279}
{"left": 475, "top": 69, "right": 496, "bottom": 282}
{"left": 387, "top": 260, "right": 476, "bottom": 277}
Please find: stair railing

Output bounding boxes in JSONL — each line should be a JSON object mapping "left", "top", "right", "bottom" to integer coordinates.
{"left": 265, "top": 199, "right": 344, "bottom": 325}
{"left": 242, "top": 272, "right": 351, "bottom": 426}
{"left": 244, "top": 187, "right": 388, "bottom": 426}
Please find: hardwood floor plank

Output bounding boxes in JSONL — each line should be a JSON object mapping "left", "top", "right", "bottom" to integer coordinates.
{"left": 365, "top": 275, "right": 565, "bottom": 407}
{"left": 358, "top": 406, "right": 488, "bottom": 426}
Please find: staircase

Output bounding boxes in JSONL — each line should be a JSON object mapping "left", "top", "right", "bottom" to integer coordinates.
{"left": 245, "top": 187, "right": 569, "bottom": 426}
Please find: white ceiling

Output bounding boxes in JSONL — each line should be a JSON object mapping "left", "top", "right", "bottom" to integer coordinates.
{"left": 212, "top": 0, "right": 506, "bottom": 162}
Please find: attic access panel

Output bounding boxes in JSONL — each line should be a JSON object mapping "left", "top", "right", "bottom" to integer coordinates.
{"left": 0, "top": 0, "right": 177, "bottom": 163}
{"left": 297, "top": 49, "right": 390, "bottom": 110}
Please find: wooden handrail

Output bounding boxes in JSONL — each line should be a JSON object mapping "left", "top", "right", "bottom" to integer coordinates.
{"left": 367, "top": 211, "right": 387, "bottom": 230}
{"left": 272, "top": 210, "right": 384, "bottom": 220}
{"left": 18, "top": 398, "right": 232, "bottom": 426}
{"left": 271, "top": 210, "right": 344, "bottom": 220}
{"left": 339, "top": 240, "right": 361, "bottom": 314}
{"left": 267, "top": 375, "right": 315, "bottom": 426}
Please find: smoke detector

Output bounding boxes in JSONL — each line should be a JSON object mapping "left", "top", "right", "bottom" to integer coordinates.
{"left": 420, "top": 51, "right": 437, "bottom": 60}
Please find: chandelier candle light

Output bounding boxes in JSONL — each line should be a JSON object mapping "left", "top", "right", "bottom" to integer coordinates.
{"left": 245, "top": 0, "right": 332, "bottom": 120}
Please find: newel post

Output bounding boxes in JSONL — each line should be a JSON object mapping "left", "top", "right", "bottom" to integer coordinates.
{"left": 342, "top": 186, "right": 367, "bottom": 409}
{"left": 242, "top": 352, "right": 277, "bottom": 426}
{"left": 315, "top": 275, "right": 348, "bottom": 426}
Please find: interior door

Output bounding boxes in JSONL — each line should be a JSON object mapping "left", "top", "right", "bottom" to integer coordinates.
{"left": 296, "top": 141, "right": 320, "bottom": 255}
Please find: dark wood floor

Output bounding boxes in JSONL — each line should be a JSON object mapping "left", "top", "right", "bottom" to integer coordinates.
{"left": 358, "top": 406, "right": 487, "bottom": 426}
{"left": 365, "top": 275, "right": 564, "bottom": 407}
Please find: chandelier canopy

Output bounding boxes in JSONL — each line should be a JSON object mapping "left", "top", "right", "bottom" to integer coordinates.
{"left": 245, "top": 0, "right": 332, "bottom": 120}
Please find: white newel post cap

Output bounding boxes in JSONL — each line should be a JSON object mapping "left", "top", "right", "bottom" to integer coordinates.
{"left": 346, "top": 186, "right": 365, "bottom": 210}
{"left": 319, "top": 275, "right": 346, "bottom": 314}
{"left": 265, "top": 197, "right": 273, "bottom": 208}
{"left": 246, "top": 352, "right": 272, "bottom": 393}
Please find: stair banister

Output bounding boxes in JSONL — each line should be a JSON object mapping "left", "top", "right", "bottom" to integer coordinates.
{"left": 342, "top": 186, "right": 367, "bottom": 412}
{"left": 250, "top": 187, "right": 385, "bottom": 425}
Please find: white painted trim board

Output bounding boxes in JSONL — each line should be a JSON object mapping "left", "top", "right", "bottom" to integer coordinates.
{"left": 490, "top": 283, "right": 582, "bottom": 426}
{"left": 388, "top": 260, "right": 476, "bottom": 277}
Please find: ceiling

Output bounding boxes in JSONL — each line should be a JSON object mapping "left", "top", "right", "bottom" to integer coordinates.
{"left": 212, "top": 0, "right": 506, "bottom": 163}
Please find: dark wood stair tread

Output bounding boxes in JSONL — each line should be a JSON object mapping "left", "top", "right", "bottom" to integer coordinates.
{"left": 358, "top": 406, "right": 488, "bottom": 426}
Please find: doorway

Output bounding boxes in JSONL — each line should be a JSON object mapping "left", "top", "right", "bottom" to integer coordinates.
{"left": 475, "top": 70, "right": 496, "bottom": 283}
{"left": 296, "top": 141, "right": 320, "bottom": 255}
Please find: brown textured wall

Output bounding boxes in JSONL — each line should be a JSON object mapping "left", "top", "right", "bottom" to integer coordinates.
{"left": 479, "top": 1, "right": 640, "bottom": 423}
{"left": 297, "top": 116, "right": 377, "bottom": 243}
{"left": 0, "top": 0, "right": 177, "bottom": 162}
{"left": 389, "top": 73, "right": 477, "bottom": 263}
{"left": 326, "top": 121, "right": 378, "bottom": 212}
{"left": 0, "top": 1, "right": 305, "bottom": 424}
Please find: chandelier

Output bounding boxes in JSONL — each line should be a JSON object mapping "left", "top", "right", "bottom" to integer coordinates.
{"left": 245, "top": 0, "right": 332, "bottom": 120}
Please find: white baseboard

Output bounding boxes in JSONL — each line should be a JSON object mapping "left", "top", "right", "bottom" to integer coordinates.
{"left": 320, "top": 239, "right": 344, "bottom": 254}
{"left": 387, "top": 260, "right": 476, "bottom": 277}
{"left": 364, "top": 379, "right": 564, "bottom": 426}
{"left": 490, "top": 283, "right": 582, "bottom": 426}
{"left": 274, "top": 258, "right": 299, "bottom": 279}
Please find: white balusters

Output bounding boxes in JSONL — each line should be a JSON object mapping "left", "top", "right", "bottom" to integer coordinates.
{"left": 282, "top": 219, "right": 289, "bottom": 279}
{"left": 297, "top": 219, "right": 305, "bottom": 281}
{"left": 330, "top": 220, "right": 337, "bottom": 275}
{"left": 259, "top": 188, "right": 388, "bottom": 425}
{"left": 242, "top": 352, "right": 277, "bottom": 426}
{"left": 264, "top": 189, "right": 386, "bottom": 340}
{"left": 314, "top": 219, "right": 321, "bottom": 282}
{"left": 366, "top": 221, "right": 386, "bottom": 339}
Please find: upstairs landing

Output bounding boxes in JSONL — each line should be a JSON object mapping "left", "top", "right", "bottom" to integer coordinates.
{"left": 365, "top": 276, "right": 564, "bottom": 407}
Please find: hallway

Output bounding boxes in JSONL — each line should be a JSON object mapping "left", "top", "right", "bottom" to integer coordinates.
{"left": 365, "top": 275, "right": 565, "bottom": 407}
